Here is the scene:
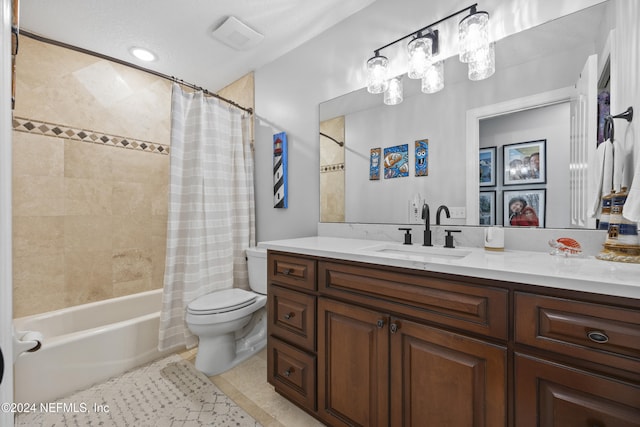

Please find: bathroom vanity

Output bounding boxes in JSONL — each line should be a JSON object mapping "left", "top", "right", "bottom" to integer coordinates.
{"left": 263, "top": 237, "right": 640, "bottom": 427}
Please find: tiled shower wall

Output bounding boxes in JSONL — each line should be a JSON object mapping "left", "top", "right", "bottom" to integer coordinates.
{"left": 13, "top": 37, "right": 254, "bottom": 317}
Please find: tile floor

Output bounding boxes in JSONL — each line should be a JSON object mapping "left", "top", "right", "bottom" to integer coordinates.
{"left": 180, "top": 348, "right": 325, "bottom": 427}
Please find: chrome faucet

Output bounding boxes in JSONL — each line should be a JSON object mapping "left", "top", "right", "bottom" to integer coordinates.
{"left": 421, "top": 203, "right": 432, "bottom": 246}
{"left": 436, "top": 205, "right": 450, "bottom": 225}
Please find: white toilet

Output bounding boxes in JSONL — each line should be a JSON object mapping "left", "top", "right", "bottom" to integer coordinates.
{"left": 186, "top": 246, "right": 268, "bottom": 376}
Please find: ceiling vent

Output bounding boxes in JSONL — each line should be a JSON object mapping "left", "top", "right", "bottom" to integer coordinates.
{"left": 211, "top": 16, "right": 264, "bottom": 50}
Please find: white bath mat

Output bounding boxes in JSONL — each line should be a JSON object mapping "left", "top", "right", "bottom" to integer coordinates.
{"left": 15, "top": 354, "right": 262, "bottom": 427}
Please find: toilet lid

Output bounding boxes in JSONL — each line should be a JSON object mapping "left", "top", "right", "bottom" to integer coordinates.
{"left": 187, "top": 288, "right": 257, "bottom": 315}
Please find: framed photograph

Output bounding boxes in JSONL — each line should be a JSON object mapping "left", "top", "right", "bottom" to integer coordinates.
{"left": 479, "top": 146, "right": 496, "bottom": 187}
{"left": 479, "top": 191, "right": 496, "bottom": 225}
{"left": 503, "top": 189, "right": 546, "bottom": 227}
{"left": 503, "top": 139, "right": 546, "bottom": 185}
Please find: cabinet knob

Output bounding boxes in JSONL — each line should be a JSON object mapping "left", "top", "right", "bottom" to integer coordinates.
{"left": 376, "top": 319, "right": 385, "bottom": 329}
{"left": 390, "top": 323, "right": 399, "bottom": 334}
{"left": 284, "top": 368, "right": 293, "bottom": 377}
{"left": 587, "top": 330, "right": 609, "bottom": 344}
{"left": 284, "top": 312, "right": 294, "bottom": 320}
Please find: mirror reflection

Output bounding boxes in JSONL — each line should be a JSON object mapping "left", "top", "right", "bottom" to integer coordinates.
{"left": 319, "top": 2, "right": 614, "bottom": 228}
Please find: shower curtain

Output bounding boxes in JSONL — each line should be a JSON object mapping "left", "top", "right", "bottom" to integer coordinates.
{"left": 158, "top": 84, "right": 255, "bottom": 351}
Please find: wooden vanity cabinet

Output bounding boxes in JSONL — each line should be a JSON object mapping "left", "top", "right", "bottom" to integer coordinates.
{"left": 316, "top": 261, "right": 508, "bottom": 427}
{"left": 266, "top": 252, "right": 318, "bottom": 412}
{"left": 266, "top": 251, "right": 640, "bottom": 427}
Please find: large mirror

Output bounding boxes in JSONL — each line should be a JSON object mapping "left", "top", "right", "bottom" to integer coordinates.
{"left": 320, "top": 1, "right": 614, "bottom": 228}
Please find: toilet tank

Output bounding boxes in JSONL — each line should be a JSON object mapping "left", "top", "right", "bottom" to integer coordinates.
{"left": 246, "top": 247, "right": 267, "bottom": 294}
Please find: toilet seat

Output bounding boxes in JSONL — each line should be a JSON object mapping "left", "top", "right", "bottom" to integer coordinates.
{"left": 187, "top": 288, "right": 257, "bottom": 315}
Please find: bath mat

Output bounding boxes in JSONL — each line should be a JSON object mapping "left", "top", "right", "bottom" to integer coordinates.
{"left": 15, "top": 354, "right": 262, "bottom": 427}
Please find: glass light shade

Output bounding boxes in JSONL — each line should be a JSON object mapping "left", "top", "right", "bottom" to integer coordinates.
{"left": 384, "top": 77, "right": 403, "bottom": 105}
{"left": 407, "top": 36, "right": 432, "bottom": 79}
{"left": 366, "top": 55, "right": 389, "bottom": 94}
{"left": 458, "top": 11, "right": 489, "bottom": 63}
{"left": 421, "top": 61, "right": 444, "bottom": 94}
{"left": 468, "top": 43, "right": 495, "bottom": 81}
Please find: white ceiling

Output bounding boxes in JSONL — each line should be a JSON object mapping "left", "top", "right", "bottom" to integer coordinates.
{"left": 18, "top": 0, "right": 376, "bottom": 92}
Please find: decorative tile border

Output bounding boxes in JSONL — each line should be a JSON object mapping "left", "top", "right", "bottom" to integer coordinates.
{"left": 320, "top": 163, "right": 345, "bottom": 173}
{"left": 12, "top": 116, "right": 170, "bottom": 155}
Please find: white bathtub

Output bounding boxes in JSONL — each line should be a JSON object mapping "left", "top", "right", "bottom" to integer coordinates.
{"left": 13, "top": 289, "right": 174, "bottom": 403}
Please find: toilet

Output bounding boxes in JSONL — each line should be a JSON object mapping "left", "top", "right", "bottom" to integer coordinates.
{"left": 186, "top": 246, "right": 268, "bottom": 376}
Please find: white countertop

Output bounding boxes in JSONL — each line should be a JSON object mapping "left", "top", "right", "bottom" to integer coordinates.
{"left": 258, "top": 236, "right": 640, "bottom": 300}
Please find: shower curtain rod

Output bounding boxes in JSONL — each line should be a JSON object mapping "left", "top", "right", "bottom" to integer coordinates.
{"left": 20, "top": 31, "right": 254, "bottom": 115}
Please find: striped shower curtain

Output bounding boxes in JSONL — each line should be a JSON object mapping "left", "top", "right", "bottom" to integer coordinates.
{"left": 158, "top": 84, "right": 255, "bottom": 351}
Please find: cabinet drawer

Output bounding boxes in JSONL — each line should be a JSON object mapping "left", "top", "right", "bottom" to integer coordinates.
{"left": 515, "top": 354, "right": 640, "bottom": 427}
{"left": 268, "top": 252, "right": 316, "bottom": 291}
{"left": 268, "top": 285, "right": 316, "bottom": 350}
{"left": 319, "top": 262, "right": 508, "bottom": 340}
{"left": 268, "top": 338, "right": 316, "bottom": 411}
{"left": 515, "top": 292, "right": 640, "bottom": 373}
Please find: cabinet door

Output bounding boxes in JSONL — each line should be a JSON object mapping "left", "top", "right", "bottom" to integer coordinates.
{"left": 318, "top": 298, "right": 389, "bottom": 427}
{"left": 390, "top": 318, "right": 507, "bottom": 427}
{"left": 515, "top": 354, "right": 640, "bottom": 427}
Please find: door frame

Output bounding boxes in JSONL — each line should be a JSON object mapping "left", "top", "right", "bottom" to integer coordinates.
{"left": 465, "top": 86, "right": 575, "bottom": 225}
{"left": 1, "top": 0, "right": 14, "bottom": 424}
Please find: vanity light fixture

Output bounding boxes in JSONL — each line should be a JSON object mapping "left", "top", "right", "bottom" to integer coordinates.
{"left": 365, "top": 3, "right": 493, "bottom": 105}
{"left": 366, "top": 53, "right": 390, "bottom": 94}
{"left": 129, "top": 47, "right": 157, "bottom": 62}
{"left": 384, "top": 76, "right": 403, "bottom": 105}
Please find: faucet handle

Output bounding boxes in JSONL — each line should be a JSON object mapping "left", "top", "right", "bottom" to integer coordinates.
{"left": 398, "top": 228, "right": 413, "bottom": 245}
{"left": 444, "top": 229, "right": 461, "bottom": 248}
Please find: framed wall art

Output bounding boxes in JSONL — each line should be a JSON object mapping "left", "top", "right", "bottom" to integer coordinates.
{"left": 383, "top": 144, "right": 409, "bottom": 179}
{"left": 479, "top": 191, "right": 496, "bottom": 225}
{"left": 369, "top": 148, "right": 381, "bottom": 180}
{"left": 415, "top": 139, "right": 429, "bottom": 177}
{"left": 273, "top": 132, "right": 288, "bottom": 208}
{"left": 503, "top": 139, "right": 546, "bottom": 185}
{"left": 503, "top": 189, "right": 546, "bottom": 227}
{"left": 479, "top": 146, "right": 496, "bottom": 187}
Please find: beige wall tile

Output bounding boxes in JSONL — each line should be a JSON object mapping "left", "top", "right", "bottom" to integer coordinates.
{"left": 64, "top": 215, "right": 113, "bottom": 252}
{"left": 13, "top": 254, "right": 66, "bottom": 317}
{"left": 113, "top": 278, "right": 152, "bottom": 297}
{"left": 65, "top": 250, "right": 114, "bottom": 306}
{"left": 113, "top": 181, "right": 150, "bottom": 217}
{"left": 65, "top": 177, "right": 113, "bottom": 215}
{"left": 13, "top": 132, "right": 64, "bottom": 177}
{"left": 64, "top": 139, "right": 113, "bottom": 180}
{"left": 113, "top": 214, "right": 152, "bottom": 251}
{"left": 112, "top": 248, "right": 152, "bottom": 284}
{"left": 13, "top": 216, "right": 64, "bottom": 258}
{"left": 13, "top": 175, "right": 65, "bottom": 217}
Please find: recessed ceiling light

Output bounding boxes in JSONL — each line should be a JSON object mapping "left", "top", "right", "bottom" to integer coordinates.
{"left": 129, "top": 47, "right": 157, "bottom": 62}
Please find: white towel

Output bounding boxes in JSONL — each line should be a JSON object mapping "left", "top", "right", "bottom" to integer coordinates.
{"left": 623, "top": 142, "right": 640, "bottom": 222}
{"left": 588, "top": 141, "right": 613, "bottom": 218}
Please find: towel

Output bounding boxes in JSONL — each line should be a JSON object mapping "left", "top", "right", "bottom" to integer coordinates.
{"left": 588, "top": 140, "right": 613, "bottom": 218}
{"left": 623, "top": 141, "right": 640, "bottom": 222}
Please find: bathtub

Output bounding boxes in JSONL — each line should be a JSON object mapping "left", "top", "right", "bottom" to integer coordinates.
{"left": 13, "top": 289, "right": 174, "bottom": 403}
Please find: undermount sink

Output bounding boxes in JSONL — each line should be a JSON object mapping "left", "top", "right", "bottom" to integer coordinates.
{"left": 362, "top": 243, "right": 471, "bottom": 262}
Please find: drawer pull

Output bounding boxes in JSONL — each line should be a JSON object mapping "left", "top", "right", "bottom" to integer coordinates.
{"left": 284, "top": 312, "right": 294, "bottom": 320}
{"left": 282, "top": 268, "right": 292, "bottom": 275}
{"left": 587, "top": 330, "right": 609, "bottom": 344}
{"left": 284, "top": 368, "right": 294, "bottom": 377}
